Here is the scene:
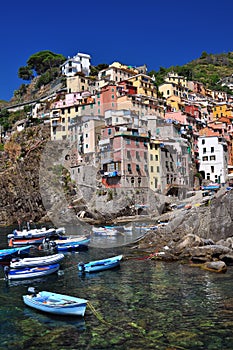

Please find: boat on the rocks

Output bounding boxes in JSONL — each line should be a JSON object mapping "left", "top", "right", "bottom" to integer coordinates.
{"left": 10, "top": 253, "right": 65, "bottom": 269}
{"left": 78, "top": 254, "right": 123, "bottom": 273}
{"left": 23, "top": 287, "right": 88, "bottom": 316}
{"left": 4, "top": 263, "right": 60, "bottom": 280}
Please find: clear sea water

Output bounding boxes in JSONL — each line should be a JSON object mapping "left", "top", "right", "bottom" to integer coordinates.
{"left": 0, "top": 223, "right": 233, "bottom": 350}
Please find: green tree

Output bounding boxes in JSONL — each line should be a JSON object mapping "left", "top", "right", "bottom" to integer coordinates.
{"left": 18, "top": 66, "right": 34, "bottom": 81}
{"left": 90, "top": 63, "right": 109, "bottom": 76}
{"left": 27, "top": 50, "right": 66, "bottom": 75}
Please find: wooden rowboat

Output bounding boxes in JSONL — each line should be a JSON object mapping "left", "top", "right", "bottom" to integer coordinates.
{"left": 23, "top": 287, "right": 88, "bottom": 316}
{"left": 78, "top": 254, "right": 123, "bottom": 273}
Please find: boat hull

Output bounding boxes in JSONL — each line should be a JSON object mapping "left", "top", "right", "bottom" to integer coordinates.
{"left": 5, "top": 263, "right": 60, "bottom": 280}
{"left": 23, "top": 291, "right": 88, "bottom": 316}
{"left": 10, "top": 254, "right": 65, "bottom": 269}
{"left": 0, "top": 246, "right": 31, "bottom": 263}
{"left": 78, "top": 254, "right": 123, "bottom": 273}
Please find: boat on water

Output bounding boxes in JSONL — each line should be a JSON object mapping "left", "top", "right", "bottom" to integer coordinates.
{"left": 9, "top": 236, "right": 46, "bottom": 247}
{"left": 23, "top": 287, "right": 88, "bottom": 316}
{"left": 4, "top": 263, "right": 60, "bottom": 280}
{"left": 10, "top": 253, "right": 65, "bottom": 269}
{"left": 7, "top": 226, "right": 65, "bottom": 240}
{"left": 48, "top": 235, "right": 90, "bottom": 252}
{"left": 0, "top": 246, "right": 31, "bottom": 263}
{"left": 92, "top": 226, "right": 118, "bottom": 236}
{"left": 78, "top": 254, "right": 123, "bottom": 273}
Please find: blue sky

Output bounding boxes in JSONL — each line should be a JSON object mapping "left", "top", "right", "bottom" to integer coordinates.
{"left": 1, "top": 0, "right": 233, "bottom": 101}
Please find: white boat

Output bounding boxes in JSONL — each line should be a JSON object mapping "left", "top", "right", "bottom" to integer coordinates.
{"left": 23, "top": 287, "right": 88, "bottom": 316}
{"left": 92, "top": 227, "right": 118, "bottom": 236}
{"left": 10, "top": 253, "right": 65, "bottom": 269}
{"left": 8, "top": 226, "right": 65, "bottom": 240}
{"left": 4, "top": 263, "right": 60, "bottom": 280}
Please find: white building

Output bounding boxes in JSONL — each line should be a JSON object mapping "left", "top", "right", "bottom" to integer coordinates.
{"left": 198, "top": 136, "right": 228, "bottom": 184}
{"left": 61, "top": 52, "right": 91, "bottom": 77}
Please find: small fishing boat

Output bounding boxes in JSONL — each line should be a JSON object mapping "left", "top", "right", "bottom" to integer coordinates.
{"left": 78, "top": 254, "right": 123, "bottom": 273}
{"left": 23, "top": 287, "right": 88, "bottom": 316}
{"left": 4, "top": 263, "right": 60, "bottom": 280}
{"left": 10, "top": 253, "right": 65, "bottom": 269}
{"left": 0, "top": 246, "right": 31, "bottom": 263}
{"left": 92, "top": 227, "right": 118, "bottom": 236}
{"left": 48, "top": 235, "right": 90, "bottom": 252}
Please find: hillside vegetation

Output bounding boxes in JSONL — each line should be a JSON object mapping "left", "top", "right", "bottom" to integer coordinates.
{"left": 151, "top": 51, "right": 233, "bottom": 93}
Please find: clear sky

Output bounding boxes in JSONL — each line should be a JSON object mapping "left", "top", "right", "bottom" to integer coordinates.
{"left": 1, "top": 0, "right": 233, "bottom": 101}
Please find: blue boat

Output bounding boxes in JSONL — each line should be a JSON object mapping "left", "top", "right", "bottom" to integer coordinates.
{"left": 23, "top": 287, "right": 88, "bottom": 316}
{"left": 78, "top": 254, "right": 123, "bottom": 273}
{"left": 49, "top": 235, "right": 90, "bottom": 252}
{"left": 4, "top": 263, "right": 60, "bottom": 280}
{"left": 0, "top": 246, "right": 31, "bottom": 263}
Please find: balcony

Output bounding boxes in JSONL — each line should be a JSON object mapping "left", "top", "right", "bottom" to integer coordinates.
{"left": 103, "top": 171, "right": 121, "bottom": 177}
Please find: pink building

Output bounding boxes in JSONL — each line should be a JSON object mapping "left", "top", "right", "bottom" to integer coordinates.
{"left": 99, "top": 125, "right": 149, "bottom": 188}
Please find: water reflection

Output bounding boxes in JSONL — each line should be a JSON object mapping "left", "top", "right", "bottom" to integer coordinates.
{"left": 0, "top": 225, "right": 233, "bottom": 349}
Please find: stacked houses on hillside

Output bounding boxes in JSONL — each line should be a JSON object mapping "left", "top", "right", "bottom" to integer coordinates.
{"left": 5, "top": 51, "right": 233, "bottom": 195}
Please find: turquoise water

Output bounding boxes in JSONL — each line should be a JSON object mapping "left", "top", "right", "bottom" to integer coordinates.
{"left": 0, "top": 226, "right": 233, "bottom": 349}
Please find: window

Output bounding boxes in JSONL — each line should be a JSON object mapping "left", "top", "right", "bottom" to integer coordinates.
{"left": 157, "top": 166, "right": 160, "bottom": 172}
{"left": 127, "top": 164, "right": 132, "bottom": 173}
{"left": 127, "top": 150, "right": 131, "bottom": 159}
{"left": 126, "top": 138, "right": 131, "bottom": 145}
{"left": 150, "top": 154, "right": 153, "bottom": 161}
{"left": 112, "top": 95, "right": 114, "bottom": 99}
{"left": 151, "top": 166, "right": 154, "bottom": 172}
{"left": 136, "top": 164, "right": 140, "bottom": 172}
{"left": 202, "top": 139, "right": 205, "bottom": 144}
{"left": 210, "top": 155, "right": 216, "bottom": 160}
{"left": 203, "top": 148, "right": 206, "bottom": 154}
{"left": 108, "top": 128, "right": 112, "bottom": 135}
{"left": 136, "top": 139, "right": 139, "bottom": 146}
{"left": 155, "top": 155, "right": 158, "bottom": 161}
{"left": 211, "top": 166, "right": 214, "bottom": 173}
{"left": 207, "top": 173, "right": 210, "bottom": 180}
{"left": 202, "top": 156, "right": 208, "bottom": 161}
{"left": 211, "top": 147, "right": 214, "bottom": 153}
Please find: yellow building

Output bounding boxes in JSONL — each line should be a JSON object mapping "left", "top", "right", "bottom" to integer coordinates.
{"left": 164, "top": 72, "right": 189, "bottom": 87}
{"left": 126, "top": 74, "right": 157, "bottom": 98}
{"left": 212, "top": 102, "right": 233, "bottom": 120}
{"left": 148, "top": 139, "right": 161, "bottom": 191}
{"left": 66, "top": 74, "right": 90, "bottom": 93}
